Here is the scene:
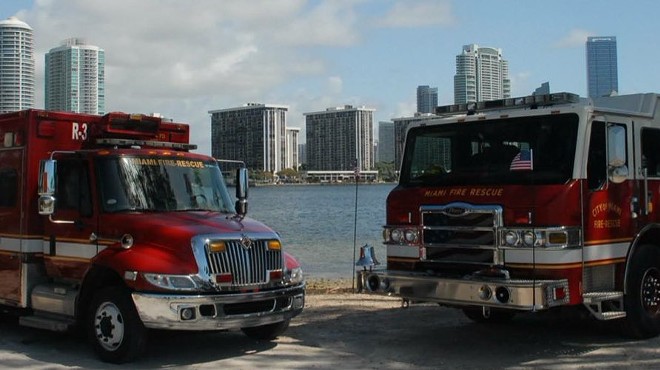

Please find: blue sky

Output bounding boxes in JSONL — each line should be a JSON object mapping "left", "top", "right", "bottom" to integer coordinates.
{"left": 2, "top": 0, "right": 659, "bottom": 155}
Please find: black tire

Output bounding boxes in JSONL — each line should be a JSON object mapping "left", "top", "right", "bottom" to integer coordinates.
{"left": 241, "top": 320, "right": 290, "bottom": 340}
{"left": 88, "top": 286, "right": 147, "bottom": 364}
{"left": 462, "top": 306, "right": 516, "bottom": 323}
{"left": 622, "top": 244, "right": 660, "bottom": 339}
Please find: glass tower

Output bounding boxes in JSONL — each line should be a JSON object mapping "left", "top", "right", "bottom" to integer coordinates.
{"left": 586, "top": 36, "right": 618, "bottom": 98}
{"left": 0, "top": 17, "right": 35, "bottom": 113}
{"left": 416, "top": 85, "right": 438, "bottom": 114}
{"left": 45, "top": 38, "right": 105, "bottom": 115}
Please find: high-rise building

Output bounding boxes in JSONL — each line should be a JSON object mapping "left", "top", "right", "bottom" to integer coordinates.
{"left": 378, "top": 121, "right": 395, "bottom": 163}
{"left": 586, "top": 36, "right": 618, "bottom": 98}
{"left": 304, "top": 105, "right": 374, "bottom": 171}
{"left": 209, "top": 103, "right": 288, "bottom": 174}
{"left": 0, "top": 17, "right": 35, "bottom": 113}
{"left": 45, "top": 38, "right": 105, "bottom": 115}
{"left": 285, "top": 127, "right": 300, "bottom": 170}
{"left": 534, "top": 82, "right": 550, "bottom": 96}
{"left": 417, "top": 85, "right": 438, "bottom": 114}
{"left": 298, "top": 143, "right": 307, "bottom": 166}
{"left": 454, "top": 44, "right": 510, "bottom": 104}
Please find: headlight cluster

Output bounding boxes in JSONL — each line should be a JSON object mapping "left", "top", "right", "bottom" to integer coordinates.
{"left": 285, "top": 266, "right": 304, "bottom": 285}
{"left": 500, "top": 228, "right": 579, "bottom": 248}
{"left": 143, "top": 273, "right": 200, "bottom": 291}
{"left": 383, "top": 227, "right": 420, "bottom": 244}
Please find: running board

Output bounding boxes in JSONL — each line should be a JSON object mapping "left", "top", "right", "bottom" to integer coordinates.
{"left": 19, "top": 314, "right": 75, "bottom": 332}
{"left": 583, "top": 291, "right": 626, "bottom": 320}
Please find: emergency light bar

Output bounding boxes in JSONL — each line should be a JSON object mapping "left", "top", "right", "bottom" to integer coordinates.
{"left": 96, "top": 138, "right": 197, "bottom": 151}
{"left": 435, "top": 92, "right": 580, "bottom": 116}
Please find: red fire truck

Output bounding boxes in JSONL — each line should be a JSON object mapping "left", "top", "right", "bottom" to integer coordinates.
{"left": 0, "top": 109, "right": 305, "bottom": 363}
{"left": 364, "top": 92, "right": 660, "bottom": 338}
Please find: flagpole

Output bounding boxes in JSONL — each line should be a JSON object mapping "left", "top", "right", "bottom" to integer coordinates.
{"left": 351, "top": 159, "right": 359, "bottom": 292}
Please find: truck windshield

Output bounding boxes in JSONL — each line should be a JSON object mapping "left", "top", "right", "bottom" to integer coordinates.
{"left": 400, "top": 113, "right": 579, "bottom": 186}
{"left": 96, "top": 156, "right": 235, "bottom": 213}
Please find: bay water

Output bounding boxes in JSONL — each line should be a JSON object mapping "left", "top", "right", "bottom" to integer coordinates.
{"left": 247, "top": 183, "right": 396, "bottom": 279}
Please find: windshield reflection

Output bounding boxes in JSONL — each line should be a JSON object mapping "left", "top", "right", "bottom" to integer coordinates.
{"left": 401, "top": 113, "right": 579, "bottom": 186}
{"left": 97, "top": 156, "right": 235, "bottom": 213}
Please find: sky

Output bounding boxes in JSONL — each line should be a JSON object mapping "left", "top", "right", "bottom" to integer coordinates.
{"left": 2, "top": 0, "right": 660, "bottom": 156}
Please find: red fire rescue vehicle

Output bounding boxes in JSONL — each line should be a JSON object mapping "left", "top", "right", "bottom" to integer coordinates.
{"left": 364, "top": 92, "right": 660, "bottom": 338}
{"left": 0, "top": 109, "right": 305, "bottom": 363}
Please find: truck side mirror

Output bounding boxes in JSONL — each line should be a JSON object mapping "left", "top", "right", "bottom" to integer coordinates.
{"left": 38, "top": 159, "right": 57, "bottom": 215}
{"left": 235, "top": 167, "right": 249, "bottom": 216}
{"left": 607, "top": 125, "right": 628, "bottom": 184}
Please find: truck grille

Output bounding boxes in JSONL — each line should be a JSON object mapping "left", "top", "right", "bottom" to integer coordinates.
{"left": 205, "top": 240, "right": 283, "bottom": 286}
{"left": 421, "top": 203, "right": 502, "bottom": 265}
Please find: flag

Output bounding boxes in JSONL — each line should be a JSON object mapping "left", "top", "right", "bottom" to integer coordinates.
{"left": 510, "top": 149, "right": 533, "bottom": 171}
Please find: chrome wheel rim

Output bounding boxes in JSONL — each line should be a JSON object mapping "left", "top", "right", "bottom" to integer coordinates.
{"left": 94, "top": 301, "right": 125, "bottom": 351}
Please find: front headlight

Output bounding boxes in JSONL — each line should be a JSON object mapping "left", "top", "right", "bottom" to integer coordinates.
{"left": 143, "top": 273, "right": 199, "bottom": 291}
{"left": 500, "top": 227, "right": 580, "bottom": 248}
{"left": 285, "top": 266, "right": 304, "bottom": 285}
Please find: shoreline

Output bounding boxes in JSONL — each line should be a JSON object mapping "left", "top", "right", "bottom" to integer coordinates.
{"left": 305, "top": 277, "right": 356, "bottom": 294}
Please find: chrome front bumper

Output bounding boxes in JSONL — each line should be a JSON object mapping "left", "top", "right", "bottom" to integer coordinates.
{"left": 132, "top": 283, "right": 305, "bottom": 330}
{"left": 361, "top": 271, "right": 569, "bottom": 310}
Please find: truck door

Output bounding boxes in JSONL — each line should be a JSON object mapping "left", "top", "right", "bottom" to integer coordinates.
{"left": 43, "top": 157, "right": 99, "bottom": 282}
{"left": 0, "top": 149, "right": 23, "bottom": 303}
{"left": 584, "top": 119, "right": 634, "bottom": 290}
{"left": 637, "top": 126, "right": 660, "bottom": 227}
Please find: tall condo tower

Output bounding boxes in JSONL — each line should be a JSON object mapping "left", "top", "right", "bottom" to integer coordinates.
{"left": 454, "top": 44, "right": 510, "bottom": 104}
{"left": 45, "top": 38, "right": 105, "bottom": 114}
{"left": 586, "top": 36, "right": 618, "bottom": 98}
{"left": 209, "top": 103, "right": 289, "bottom": 174}
{"left": 0, "top": 17, "right": 35, "bottom": 113}
{"left": 305, "top": 105, "right": 374, "bottom": 171}
{"left": 416, "top": 85, "right": 438, "bottom": 114}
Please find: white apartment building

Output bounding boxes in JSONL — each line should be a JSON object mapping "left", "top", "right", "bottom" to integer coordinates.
{"left": 454, "top": 44, "right": 510, "bottom": 104}
{"left": 0, "top": 17, "right": 35, "bottom": 113}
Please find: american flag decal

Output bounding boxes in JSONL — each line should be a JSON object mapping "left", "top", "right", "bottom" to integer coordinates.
{"left": 510, "top": 149, "right": 533, "bottom": 171}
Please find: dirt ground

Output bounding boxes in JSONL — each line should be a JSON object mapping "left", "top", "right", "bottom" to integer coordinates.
{"left": 1, "top": 279, "right": 660, "bottom": 369}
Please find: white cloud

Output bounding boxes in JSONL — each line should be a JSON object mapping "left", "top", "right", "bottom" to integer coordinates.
{"left": 326, "top": 76, "right": 344, "bottom": 95}
{"left": 373, "top": 0, "right": 455, "bottom": 28}
{"left": 554, "top": 28, "right": 592, "bottom": 48}
{"left": 17, "top": 0, "right": 370, "bottom": 154}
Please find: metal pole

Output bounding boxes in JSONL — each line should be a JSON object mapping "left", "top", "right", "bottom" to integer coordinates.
{"left": 352, "top": 161, "right": 359, "bottom": 292}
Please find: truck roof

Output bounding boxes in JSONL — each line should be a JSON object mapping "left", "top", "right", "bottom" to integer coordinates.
{"left": 592, "top": 93, "right": 660, "bottom": 118}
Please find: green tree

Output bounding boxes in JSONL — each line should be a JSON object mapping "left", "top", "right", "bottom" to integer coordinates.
{"left": 375, "top": 161, "right": 397, "bottom": 182}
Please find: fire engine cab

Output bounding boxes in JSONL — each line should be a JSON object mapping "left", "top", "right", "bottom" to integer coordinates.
{"left": 364, "top": 92, "right": 660, "bottom": 338}
{"left": 0, "top": 109, "right": 305, "bottom": 363}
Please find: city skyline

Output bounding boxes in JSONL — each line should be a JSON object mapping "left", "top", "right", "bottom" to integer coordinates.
{"left": 1, "top": 1, "right": 660, "bottom": 155}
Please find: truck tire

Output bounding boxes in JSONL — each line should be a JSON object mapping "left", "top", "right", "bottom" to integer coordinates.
{"left": 462, "top": 306, "right": 515, "bottom": 323}
{"left": 88, "top": 286, "right": 147, "bottom": 363}
{"left": 622, "top": 244, "right": 660, "bottom": 339}
{"left": 241, "top": 319, "right": 290, "bottom": 340}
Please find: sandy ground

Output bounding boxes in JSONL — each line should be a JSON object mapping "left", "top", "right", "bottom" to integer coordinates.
{"left": 1, "top": 279, "right": 660, "bottom": 369}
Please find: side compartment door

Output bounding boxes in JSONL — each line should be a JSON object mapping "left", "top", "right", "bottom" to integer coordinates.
{"left": 42, "top": 157, "right": 99, "bottom": 282}
{"left": 0, "top": 148, "right": 23, "bottom": 304}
